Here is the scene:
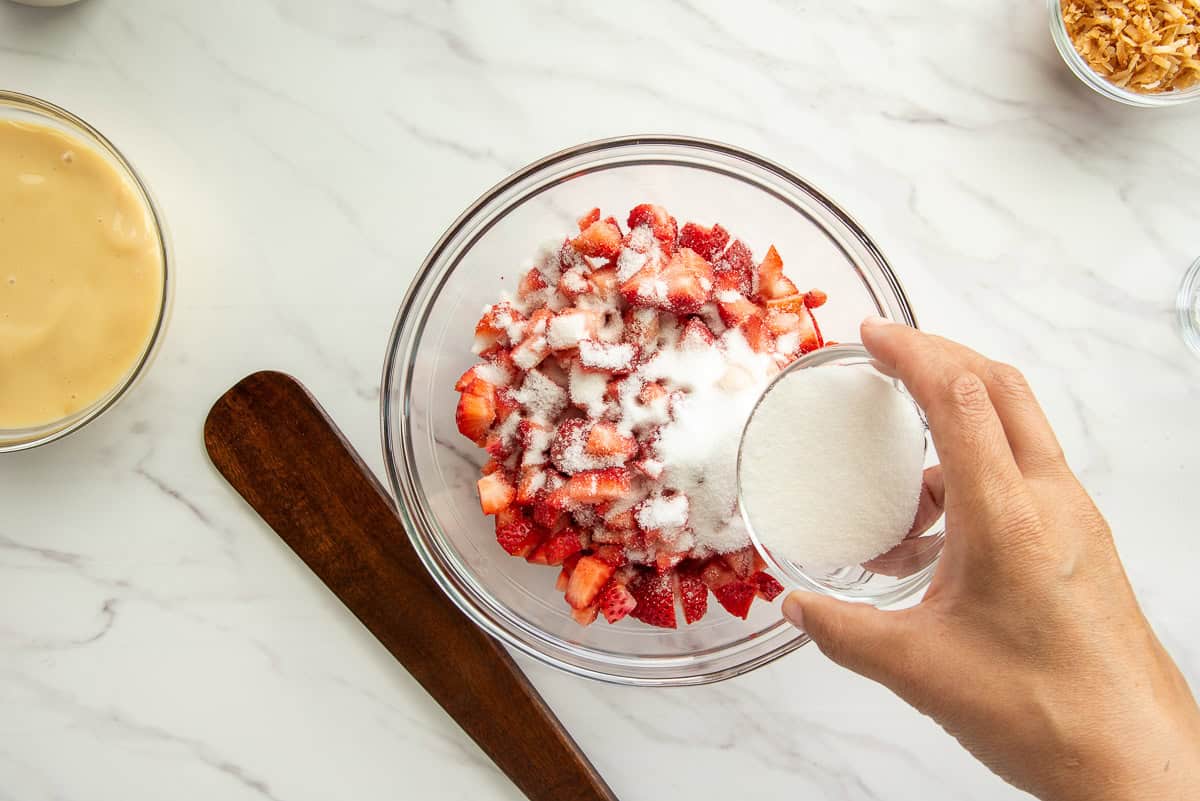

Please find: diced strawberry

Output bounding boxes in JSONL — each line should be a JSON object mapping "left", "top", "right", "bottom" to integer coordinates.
{"left": 494, "top": 505, "right": 523, "bottom": 529}
{"left": 589, "top": 266, "right": 618, "bottom": 299}
{"left": 679, "top": 317, "right": 716, "bottom": 351}
{"left": 518, "top": 266, "right": 547, "bottom": 299}
{"left": 511, "top": 336, "right": 549, "bottom": 371}
{"left": 677, "top": 571, "right": 709, "bottom": 625}
{"left": 604, "top": 508, "right": 636, "bottom": 530}
{"left": 598, "top": 581, "right": 637, "bottom": 623}
{"left": 593, "top": 544, "right": 627, "bottom": 567}
{"left": 576, "top": 207, "right": 601, "bottom": 231}
{"left": 552, "top": 468, "right": 632, "bottom": 507}
{"left": 723, "top": 548, "right": 758, "bottom": 579}
{"left": 618, "top": 264, "right": 662, "bottom": 309}
{"left": 659, "top": 248, "right": 714, "bottom": 314}
{"left": 632, "top": 458, "right": 664, "bottom": 480}
{"left": 565, "top": 555, "right": 616, "bottom": 609}
{"left": 494, "top": 387, "right": 520, "bottom": 420}
{"left": 655, "top": 551, "right": 685, "bottom": 573}
{"left": 627, "top": 204, "right": 678, "bottom": 249}
{"left": 484, "top": 430, "right": 512, "bottom": 460}
{"left": 740, "top": 315, "right": 775, "bottom": 354}
{"left": 713, "top": 239, "right": 754, "bottom": 296}
{"left": 570, "top": 604, "right": 600, "bottom": 626}
{"left": 700, "top": 559, "right": 737, "bottom": 590}
{"left": 477, "top": 472, "right": 515, "bottom": 515}
{"left": 765, "top": 293, "right": 808, "bottom": 316}
{"left": 604, "top": 379, "right": 623, "bottom": 402}
{"left": 757, "top": 245, "right": 799, "bottom": 300}
{"left": 578, "top": 340, "right": 636, "bottom": 373}
{"left": 555, "top": 568, "right": 570, "bottom": 592}
{"left": 557, "top": 269, "right": 589, "bottom": 300}
{"left": 481, "top": 458, "right": 503, "bottom": 475}
{"left": 713, "top": 581, "right": 756, "bottom": 619}
{"left": 628, "top": 570, "right": 677, "bottom": 629}
{"left": 751, "top": 571, "right": 785, "bottom": 601}
{"left": 765, "top": 308, "right": 801, "bottom": 336}
{"left": 637, "top": 382, "right": 667, "bottom": 405}
{"left": 455, "top": 365, "right": 480, "bottom": 392}
{"left": 547, "top": 308, "right": 601, "bottom": 351}
{"left": 764, "top": 304, "right": 823, "bottom": 353}
{"left": 716, "top": 291, "right": 761, "bottom": 329}
{"left": 572, "top": 219, "right": 623, "bottom": 259}
{"left": 677, "top": 222, "right": 730, "bottom": 262}
{"left": 562, "top": 551, "right": 583, "bottom": 575}
{"left": 623, "top": 307, "right": 660, "bottom": 351}
{"left": 456, "top": 378, "right": 496, "bottom": 444}
{"left": 496, "top": 516, "right": 542, "bottom": 557}
{"left": 517, "top": 466, "right": 545, "bottom": 505}
{"left": 585, "top": 422, "right": 637, "bottom": 459}
{"left": 804, "top": 289, "right": 828, "bottom": 309}
{"left": 528, "top": 528, "right": 584, "bottom": 566}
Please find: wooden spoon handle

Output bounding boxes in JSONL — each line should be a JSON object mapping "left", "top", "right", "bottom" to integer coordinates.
{"left": 204, "top": 371, "right": 617, "bottom": 801}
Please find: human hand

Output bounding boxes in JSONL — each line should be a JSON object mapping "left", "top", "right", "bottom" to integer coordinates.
{"left": 782, "top": 318, "right": 1200, "bottom": 801}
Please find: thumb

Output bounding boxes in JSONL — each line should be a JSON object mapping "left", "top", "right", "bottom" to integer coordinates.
{"left": 783, "top": 591, "right": 917, "bottom": 687}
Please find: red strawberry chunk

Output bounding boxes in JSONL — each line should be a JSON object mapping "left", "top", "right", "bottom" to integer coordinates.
{"left": 637, "top": 382, "right": 667, "bottom": 405}
{"left": 740, "top": 315, "right": 775, "bottom": 354}
{"left": 496, "top": 516, "right": 543, "bottom": 557}
{"left": 518, "top": 266, "right": 547, "bottom": 299}
{"left": 751, "top": 571, "right": 785, "bottom": 602}
{"left": 565, "top": 555, "right": 616, "bottom": 609}
{"left": 679, "top": 317, "right": 716, "bottom": 351}
{"left": 571, "top": 604, "right": 600, "bottom": 626}
{"left": 716, "top": 291, "right": 761, "bottom": 329}
{"left": 757, "top": 245, "right": 799, "bottom": 300}
{"left": 659, "top": 248, "right": 714, "bottom": 314}
{"left": 593, "top": 543, "right": 628, "bottom": 567}
{"left": 713, "top": 580, "right": 757, "bottom": 619}
{"left": 677, "top": 572, "right": 709, "bottom": 625}
{"left": 677, "top": 222, "right": 731, "bottom": 262}
{"left": 555, "top": 568, "right": 570, "bottom": 592}
{"left": 626, "top": 204, "right": 678, "bottom": 249}
{"left": 585, "top": 422, "right": 637, "bottom": 459}
{"left": 572, "top": 219, "right": 623, "bottom": 259}
{"left": 713, "top": 239, "right": 754, "bottom": 296}
{"left": 804, "top": 289, "right": 828, "bottom": 309}
{"left": 553, "top": 468, "right": 632, "bottom": 507}
{"left": 598, "top": 581, "right": 637, "bottom": 624}
{"left": 481, "top": 458, "right": 503, "bottom": 475}
{"left": 528, "top": 528, "right": 584, "bottom": 566}
{"left": 517, "top": 466, "right": 545, "bottom": 505}
{"left": 589, "top": 266, "right": 618, "bottom": 299}
{"left": 576, "top": 208, "right": 601, "bottom": 231}
{"left": 477, "top": 472, "right": 515, "bottom": 515}
{"left": 628, "top": 570, "right": 677, "bottom": 629}
{"left": 723, "top": 548, "right": 758, "bottom": 579}
{"left": 456, "top": 378, "right": 496, "bottom": 444}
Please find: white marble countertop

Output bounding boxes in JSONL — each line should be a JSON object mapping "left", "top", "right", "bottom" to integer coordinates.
{"left": 2, "top": 1, "right": 1198, "bottom": 799}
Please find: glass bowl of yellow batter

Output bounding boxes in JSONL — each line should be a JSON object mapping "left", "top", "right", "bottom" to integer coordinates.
{"left": 0, "top": 91, "right": 172, "bottom": 453}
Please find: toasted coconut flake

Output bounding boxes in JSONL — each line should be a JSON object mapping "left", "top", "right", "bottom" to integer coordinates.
{"left": 1062, "top": 0, "right": 1200, "bottom": 93}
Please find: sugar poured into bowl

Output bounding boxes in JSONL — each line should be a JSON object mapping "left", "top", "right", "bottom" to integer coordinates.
{"left": 739, "top": 366, "right": 926, "bottom": 571}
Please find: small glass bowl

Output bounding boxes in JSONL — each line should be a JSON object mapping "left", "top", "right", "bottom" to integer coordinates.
{"left": 1048, "top": 0, "right": 1200, "bottom": 107}
{"left": 380, "top": 136, "right": 919, "bottom": 685}
{"left": 738, "top": 345, "right": 944, "bottom": 608}
{"left": 0, "top": 91, "right": 173, "bottom": 453}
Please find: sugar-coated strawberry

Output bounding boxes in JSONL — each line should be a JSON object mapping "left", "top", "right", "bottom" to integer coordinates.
{"left": 598, "top": 581, "right": 637, "bottom": 624}
{"left": 723, "top": 548, "right": 758, "bottom": 579}
{"left": 751, "top": 571, "right": 785, "bottom": 602}
{"left": 655, "top": 551, "right": 685, "bottom": 573}
{"left": 677, "top": 571, "right": 709, "bottom": 625}
{"left": 593, "top": 543, "right": 628, "bottom": 567}
{"left": 713, "top": 239, "right": 754, "bottom": 296}
{"left": 577, "top": 207, "right": 601, "bottom": 231}
{"left": 585, "top": 422, "right": 637, "bottom": 459}
{"left": 496, "top": 516, "right": 542, "bottom": 557}
{"left": 627, "top": 204, "right": 678, "bottom": 250}
{"left": 804, "top": 289, "right": 828, "bottom": 309}
{"left": 623, "top": 306, "right": 660, "bottom": 351}
{"left": 677, "top": 222, "right": 731, "bottom": 262}
{"left": 481, "top": 458, "right": 502, "bottom": 476}
{"left": 477, "top": 472, "right": 516, "bottom": 515}
{"left": 516, "top": 466, "right": 545, "bottom": 505}
{"left": 571, "top": 604, "right": 600, "bottom": 626}
{"left": 572, "top": 218, "right": 623, "bottom": 259}
{"left": 553, "top": 468, "right": 632, "bottom": 506}
{"left": 716, "top": 291, "right": 761, "bottom": 329}
{"left": 740, "top": 314, "right": 775, "bottom": 354}
{"left": 756, "top": 245, "right": 799, "bottom": 300}
{"left": 713, "top": 580, "right": 757, "bottom": 619}
{"left": 628, "top": 570, "right": 677, "bottom": 629}
{"left": 679, "top": 317, "right": 716, "bottom": 351}
{"left": 589, "top": 266, "right": 618, "bottom": 299}
{"left": 518, "top": 266, "right": 547, "bottom": 299}
{"left": 659, "top": 248, "right": 714, "bottom": 314}
{"left": 528, "top": 528, "right": 584, "bottom": 566}
{"left": 637, "top": 382, "right": 667, "bottom": 405}
{"left": 603, "top": 508, "right": 636, "bottom": 530}
{"left": 456, "top": 378, "right": 496, "bottom": 444}
{"left": 565, "top": 555, "right": 616, "bottom": 609}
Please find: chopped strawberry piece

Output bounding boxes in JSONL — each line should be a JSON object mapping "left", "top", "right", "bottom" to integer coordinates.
{"left": 618, "top": 264, "right": 662, "bottom": 309}
{"left": 659, "top": 248, "right": 714, "bottom": 314}
{"left": 576, "top": 208, "right": 601, "bottom": 231}
{"left": 589, "top": 266, "right": 618, "bottom": 298}
{"left": 518, "top": 267, "right": 547, "bottom": 299}
{"left": 628, "top": 570, "right": 677, "bottom": 629}
{"left": 455, "top": 378, "right": 496, "bottom": 444}
{"left": 655, "top": 551, "right": 685, "bottom": 573}
{"left": 547, "top": 308, "right": 601, "bottom": 351}
{"left": 627, "top": 204, "right": 678, "bottom": 249}
{"left": 598, "top": 581, "right": 637, "bottom": 623}
{"left": 570, "top": 604, "right": 600, "bottom": 626}
{"left": 765, "top": 294, "right": 808, "bottom": 316}
{"left": 804, "top": 289, "right": 828, "bottom": 309}
{"left": 751, "top": 571, "right": 785, "bottom": 601}
{"left": 604, "top": 508, "right": 636, "bottom": 530}
{"left": 716, "top": 291, "right": 761, "bottom": 329}
{"left": 700, "top": 559, "right": 737, "bottom": 590}
{"left": 578, "top": 340, "right": 636, "bottom": 373}
{"left": 757, "top": 245, "right": 799, "bottom": 300}
{"left": 528, "top": 528, "right": 584, "bottom": 566}
{"left": 481, "top": 458, "right": 503, "bottom": 475}
{"left": 555, "top": 568, "right": 570, "bottom": 592}
{"left": 713, "top": 581, "right": 756, "bottom": 619}
{"left": 565, "top": 555, "right": 616, "bottom": 609}
{"left": 713, "top": 239, "right": 754, "bottom": 296}
{"left": 562, "top": 551, "right": 583, "bottom": 575}
{"left": 593, "top": 544, "right": 627, "bottom": 567}
{"left": 552, "top": 468, "right": 632, "bottom": 507}
{"left": 517, "top": 466, "right": 545, "bottom": 505}
{"left": 637, "top": 382, "right": 667, "bottom": 405}
{"left": 740, "top": 314, "right": 775, "bottom": 353}
{"left": 677, "top": 222, "right": 730, "bottom": 262}
{"left": 623, "top": 306, "right": 660, "bottom": 351}
{"left": 632, "top": 458, "right": 664, "bottom": 480}
{"left": 477, "top": 472, "right": 515, "bottom": 515}
{"left": 723, "top": 548, "right": 758, "bottom": 579}
{"left": 677, "top": 572, "right": 709, "bottom": 625}
{"left": 585, "top": 422, "right": 637, "bottom": 459}
{"left": 679, "top": 317, "right": 716, "bottom": 350}
{"left": 572, "top": 218, "right": 623, "bottom": 259}
{"left": 496, "top": 516, "right": 542, "bottom": 557}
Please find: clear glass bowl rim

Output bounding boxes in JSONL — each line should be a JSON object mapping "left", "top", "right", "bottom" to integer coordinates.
{"left": 1048, "top": 0, "right": 1200, "bottom": 107}
{"left": 379, "top": 134, "right": 919, "bottom": 685}
{"left": 0, "top": 89, "right": 174, "bottom": 453}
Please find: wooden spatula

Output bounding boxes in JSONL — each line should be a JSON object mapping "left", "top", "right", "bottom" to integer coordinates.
{"left": 204, "top": 371, "right": 617, "bottom": 801}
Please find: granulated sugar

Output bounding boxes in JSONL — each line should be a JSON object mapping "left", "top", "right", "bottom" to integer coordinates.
{"left": 739, "top": 367, "right": 926, "bottom": 570}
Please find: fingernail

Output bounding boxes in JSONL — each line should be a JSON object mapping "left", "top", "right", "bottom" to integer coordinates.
{"left": 781, "top": 592, "right": 805, "bottom": 630}
{"left": 861, "top": 315, "right": 890, "bottom": 329}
